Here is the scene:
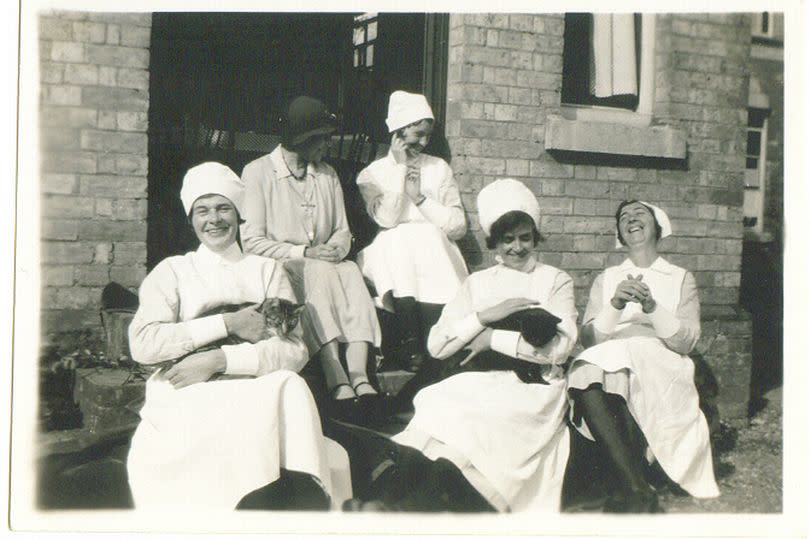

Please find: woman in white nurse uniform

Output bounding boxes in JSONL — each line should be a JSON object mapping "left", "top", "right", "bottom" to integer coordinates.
{"left": 348, "top": 179, "right": 577, "bottom": 512}
{"left": 126, "top": 162, "right": 351, "bottom": 511}
{"left": 356, "top": 91, "right": 468, "bottom": 372}
{"left": 567, "top": 200, "right": 719, "bottom": 512}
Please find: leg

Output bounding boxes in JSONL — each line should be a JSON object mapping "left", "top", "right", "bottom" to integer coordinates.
{"left": 346, "top": 341, "right": 377, "bottom": 397}
{"left": 573, "top": 385, "right": 658, "bottom": 512}
{"left": 318, "top": 340, "right": 354, "bottom": 400}
{"left": 390, "top": 296, "right": 426, "bottom": 372}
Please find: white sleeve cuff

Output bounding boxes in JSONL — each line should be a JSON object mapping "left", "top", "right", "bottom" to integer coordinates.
{"left": 416, "top": 197, "right": 451, "bottom": 228}
{"left": 289, "top": 244, "right": 307, "bottom": 259}
{"left": 221, "top": 343, "right": 260, "bottom": 376}
{"left": 490, "top": 330, "right": 521, "bottom": 358}
{"left": 592, "top": 304, "right": 623, "bottom": 335}
{"left": 451, "top": 313, "right": 486, "bottom": 344}
{"left": 648, "top": 306, "right": 681, "bottom": 339}
{"left": 186, "top": 314, "right": 229, "bottom": 349}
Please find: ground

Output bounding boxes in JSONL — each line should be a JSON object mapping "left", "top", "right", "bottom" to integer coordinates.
{"left": 662, "top": 386, "right": 782, "bottom": 513}
{"left": 36, "top": 383, "right": 783, "bottom": 513}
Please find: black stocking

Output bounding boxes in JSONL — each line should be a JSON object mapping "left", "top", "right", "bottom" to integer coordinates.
{"left": 575, "top": 386, "right": 649, "bottom": 493}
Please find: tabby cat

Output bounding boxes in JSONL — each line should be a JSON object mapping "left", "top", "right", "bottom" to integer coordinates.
{"left": 152, "top": 297, "right": 305, "bottom": 377}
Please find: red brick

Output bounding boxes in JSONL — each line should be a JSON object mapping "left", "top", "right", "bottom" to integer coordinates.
{"left": 42, "top": 266, "right": 75, "bottom": 287}
{"left": 39, "top": 62, "right": 64, "bottom": 83}
{"left": 41, "top": 127, "right": 81, "bottom": 150}
{"left": 112, "top": 242, "right": 147, "bottom": 265}
{"left": 81, "top": 86, "right": 148, "bottom": 111}
{"left": 74, "top": 264, "right": 111, "bottom": 286}
{"left": 41, "top": 195, "right": 95, "bottom": 218}
{"left": 80, "top": 130, "right": 147, "bottom": 153}
{"left": 111, "top": 198, "right": 147, "bottom": 220}
{"left": 106, "top": 24, "right": 120, "bottom": 44}
{"left": 110, "top": 265, "right": 147, "bottom": 287}
{"left": 78, "top": 219, "right": 145, "bottom": 241}
{"left": 120, "top": 24, "right": 151, "bottom": 47}
{"left": 116, "top": 68, "right": 149, "bottom": 91}
{"left": 42, "top": 174, "right": 77, "bottom": 194}
{"left": 39, "top": 17, "right": 74, "bottom": 40}
{"left": 42, "top": 151, "right": 97, "bottom": 174}
{"left": 562, "top": 252, "right": 607, "bottom": 270}
{"left": 50, "top": 41, "right": 85, "bottom": 62}
{"left": 41, "top": 219, "right": 79, "bottom": 240}
{"left": 44, "top": 85, "right": 82, "bottom": 106}
{"left": 40, "top": 106, "right": 97, "bottom": 128}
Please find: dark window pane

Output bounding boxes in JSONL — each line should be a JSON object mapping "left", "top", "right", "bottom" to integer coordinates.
{"left": 743, "top": 216, "right": 758, "bottom": 227}
{"left": 746, "top": 157, "right": 759, "bottom": 169}
{"left": 761, "top": 12, "right": 769, "bottom": 34}
{"left": 746, "top": 130, "right": 761, "bottom": 155}
{"left": 748, "top": 108, "right": 767, "bottom": 128}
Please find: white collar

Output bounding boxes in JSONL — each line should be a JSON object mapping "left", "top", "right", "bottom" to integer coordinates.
{"left": 495, "top": 254, "right": 539, "bottom": 274}
{"left": 196, "top": 242, "right": 244, "bottom": 265}
{"left": 618, "top": 256, "right": 673, "bottom": 275}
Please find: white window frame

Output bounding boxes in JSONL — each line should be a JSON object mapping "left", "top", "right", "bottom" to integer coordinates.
{"left": 743, "top": 109, "right": 769, "bottom": 235}
{"left": 560, "top": 14, "right": 656, "bottom": 127}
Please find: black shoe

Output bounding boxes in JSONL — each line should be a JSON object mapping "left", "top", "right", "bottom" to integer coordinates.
{"left": 603, "top": 488, "right": 661, "bottom": 513}
{"left": 400, "top": 337, "right": 426, "bottom": 373}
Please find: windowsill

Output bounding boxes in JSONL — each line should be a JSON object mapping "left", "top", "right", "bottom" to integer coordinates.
{"left": 544, "top": 115, "right": 687, "bottom": 159}
{"left": 560, "top": 104, "right": 652, "bottom": 127}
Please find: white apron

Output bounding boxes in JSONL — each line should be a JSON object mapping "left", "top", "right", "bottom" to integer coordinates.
{"left": 127, "top": 370, "right": 352, "bottom": 510}
{"left": 393, "top": 370, "right": 571, "bottom": 512}
{"left": 569, "top": 263, "right": 719, "bottom": 498}
{"left": 358, "top": 222, "right": 468, "bottom": 309}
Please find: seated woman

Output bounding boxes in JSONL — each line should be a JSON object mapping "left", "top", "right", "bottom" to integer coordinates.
{"left": 241, "top": 96, "right": 382, "bottom": 417}
{"left": 567, "top": 200, "right": 719, "bottom": 512}
{"left": 347, "top": 179, "right": 577, "bottom": 512}
{"left": 356, "top": 91, "right": 468, "bottom": 372}
{"left": 126, "top": 162, "right": 351, "bottom": 510}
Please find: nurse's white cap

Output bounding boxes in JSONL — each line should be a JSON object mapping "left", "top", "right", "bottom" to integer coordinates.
{"left": 477, "top": 178, "right": 541, "bottom": 237}
{"left": 180, "top": 162, "right": 245, "bottom": 216}
{"left": 615, "top": 200, "right": 672, "bottom": 248}
{"left": 385, "top": 91, "right": 435, "bottom": 132}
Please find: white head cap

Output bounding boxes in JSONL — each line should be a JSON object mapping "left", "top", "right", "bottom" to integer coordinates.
{"left": 477, "top": 178, "right": 541, "bottom": 237}
{"left": 180, "top": 162, "right": 245, "bottom": 216}
{"left": 385, "top": 91, "right": 435, "bottom": 133}
{"left": 615, "top": 200, "right": 673, "bottom": 248}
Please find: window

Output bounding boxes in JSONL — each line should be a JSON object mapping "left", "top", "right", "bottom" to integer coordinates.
{"left": 353, "top": 13, "right": 377, "bottom": 71}
{"left": 743, "top": 108, "right": 769, "bottom": 232}
{"left": 560, "top": 13, "right": 655, "bottom": 125}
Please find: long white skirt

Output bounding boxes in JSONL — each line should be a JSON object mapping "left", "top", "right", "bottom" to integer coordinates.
{"left": 567, "top": 336, "right": 719, "bottom": 498}
{"left": 392, "top": 371, "right": 570, "bottom": 512}
{"left": 127, "top": 370, "right": 352, "bottom": 510}
{"left": 357, "top": 222, "right": 468, "bottom": 309}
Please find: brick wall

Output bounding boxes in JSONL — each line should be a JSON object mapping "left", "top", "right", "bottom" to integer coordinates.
{"left": 39, "top": 11, "right": 151, "bottom": 337}
{"left": 445, "top": 13, "right": 753, "bottom": 421}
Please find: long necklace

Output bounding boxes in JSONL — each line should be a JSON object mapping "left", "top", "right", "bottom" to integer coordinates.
{"left": 281, "top": 150, "right": 307, "bottom": 181}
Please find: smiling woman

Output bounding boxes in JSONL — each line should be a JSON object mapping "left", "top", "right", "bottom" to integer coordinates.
{"left": 126, "top": 162, "right": 352, "bottom": 510}
{"left": 566, "top": 199, "right": 718, "bottom": 513}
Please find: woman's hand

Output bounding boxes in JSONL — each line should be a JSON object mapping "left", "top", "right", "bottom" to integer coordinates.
{"left": 223, "top": 304, "right": 266, "bottom": 343}
{"left": 404, "top": 167, "right": 422, "bottom": 202}
{"left": 610, "top": 274, "right": 653, "bottom": 310}
{"left": 459, "top": 327, "right": 493, "bottom": 366}
{"left": 476, "top": 297, "right": 540, "bottom": 325}
{"left": 163, "top": 349, "right": 226, "bottom": 389}
{"left": 391, "top": 133, "right": 409, "bottom": 164}
{"left": 305, "top": 244, "right": 342, "bottom": 263}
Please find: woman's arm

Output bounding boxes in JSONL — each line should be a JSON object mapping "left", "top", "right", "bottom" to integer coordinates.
{"left": 356, "top": 165, "right": 409, "bottom": 229}
{"left": 649, "top": 271, "right": 701, "bottom": 355}
{"left": 426, "top": 279, "right": 484, "bottom": 359}
{"left": 128, "top": 262, "right": 229, "bottom": 365}
{"left": 241, "top": 160, "right": 307, "bottom": 260}
{"left": 414, "top": 160, "right": 467, "bottom": 240}
{"left": 489, "top": 271, "right": 578, "bottom": 365}
{"left": 580, "top": 272, "right": 618, "bottom": 349}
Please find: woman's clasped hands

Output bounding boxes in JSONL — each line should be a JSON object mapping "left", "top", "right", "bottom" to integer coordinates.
{"left": 611, "top": 274, "right": 657, "bottom": 313}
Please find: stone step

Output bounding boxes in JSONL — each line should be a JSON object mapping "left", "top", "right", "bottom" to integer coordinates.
{"left": 375, "top": 369, "right": 415, "bottom": 396}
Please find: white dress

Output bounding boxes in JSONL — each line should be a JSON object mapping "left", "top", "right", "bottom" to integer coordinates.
{"left": 392, "top": 257, "right": 578, "bottom": 512}
{"left": 567, "top": 256, "right": 719, "bottom": 498}
{"left": 356, "top": 152, "right": 469, "bottom": 309}
{"left": 126, "top": 243, "right": 352, "bottom": 510}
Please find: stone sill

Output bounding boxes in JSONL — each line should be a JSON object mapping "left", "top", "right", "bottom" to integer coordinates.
{"left": 544, "top": 115, "right": 687, "bottom": 159}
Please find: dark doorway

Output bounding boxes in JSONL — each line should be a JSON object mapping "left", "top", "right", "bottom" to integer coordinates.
{"left": 146, "top": 12, "right": 448, "bottom": 269}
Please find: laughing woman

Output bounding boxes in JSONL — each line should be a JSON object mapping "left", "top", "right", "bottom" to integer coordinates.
{"left": 127, "top": 162, "right": 351, "bottom": 511}
{"left": 567, "top": 200, "right": 719, "bottom": 512}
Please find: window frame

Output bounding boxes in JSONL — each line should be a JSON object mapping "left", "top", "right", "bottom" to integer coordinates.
{"left": 743, "top": 108, "right": 770, "bottom": 234}
{"left": 560, "top": 13, "right": 656, "bottom": 127}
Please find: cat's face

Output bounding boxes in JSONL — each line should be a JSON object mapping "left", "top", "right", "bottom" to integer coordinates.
{"left": 261, "top": 298, "right": 305, "bottom": 338}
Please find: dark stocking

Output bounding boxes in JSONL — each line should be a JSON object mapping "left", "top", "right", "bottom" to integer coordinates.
{"left": 576, "top": 387, "right": 649, "bottom": 493}
{"left": 391, "top": 296, "right": 422, "bottom": 344}
{"left": 236, "top": 470, "right": 329, "bottom": 510}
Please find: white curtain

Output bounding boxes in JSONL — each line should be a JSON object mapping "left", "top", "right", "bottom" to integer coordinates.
{"left": 589, "top": 14, "right": 638, "bottom": 98}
